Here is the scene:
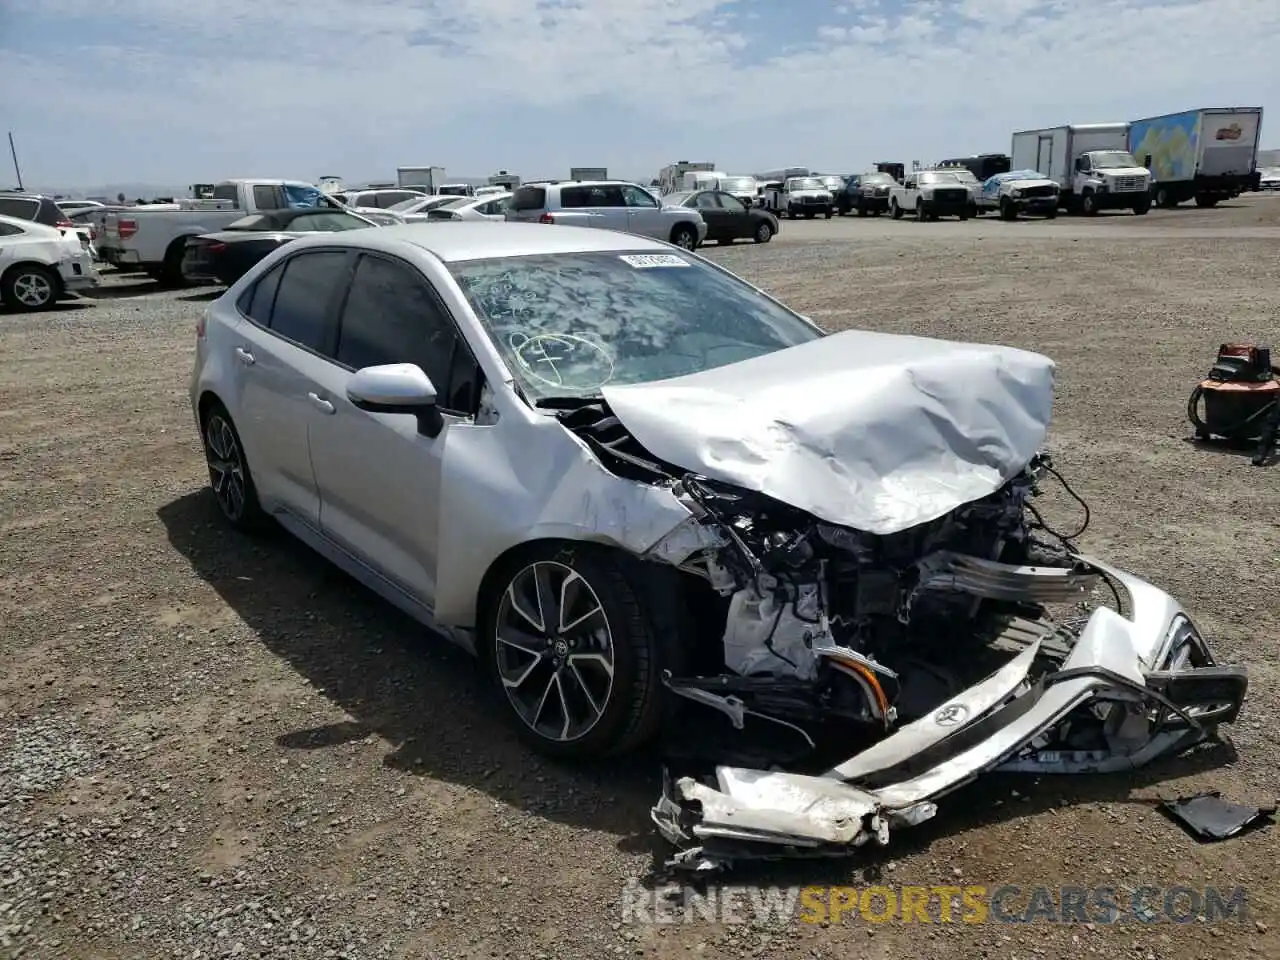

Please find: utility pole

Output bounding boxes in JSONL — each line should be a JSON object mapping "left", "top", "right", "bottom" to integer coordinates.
{"left": 8, "top": 131, "right": 23, "bottom": 190}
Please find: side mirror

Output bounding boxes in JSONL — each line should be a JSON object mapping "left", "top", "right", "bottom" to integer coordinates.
{"left": 1074, "top": 158, "right": 1086, "bottom": 172}
{"left": 347, "top": 363, "right": 443, "bottom": 437}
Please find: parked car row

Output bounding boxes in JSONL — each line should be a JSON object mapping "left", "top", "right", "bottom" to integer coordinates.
{"left": 0, "top": 212, "right": 99, "bottom": 310}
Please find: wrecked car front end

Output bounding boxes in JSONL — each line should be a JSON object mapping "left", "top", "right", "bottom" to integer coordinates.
{"left": 561, "top": 329, "right": 1249, "bottom": 870}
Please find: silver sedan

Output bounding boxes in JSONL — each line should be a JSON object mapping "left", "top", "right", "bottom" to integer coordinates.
{"left": 189, "top": 219, "right": 1243, "bottom": 843}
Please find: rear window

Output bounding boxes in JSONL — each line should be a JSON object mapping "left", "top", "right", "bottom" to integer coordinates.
{"left": 512, "top": 186, "right": 546, "bottom": 211}
{"left": 0, "top": 197, "right": 40, "bottom": 221}
{"left": 212, "top": 184, "right": 240, "bottom": 208}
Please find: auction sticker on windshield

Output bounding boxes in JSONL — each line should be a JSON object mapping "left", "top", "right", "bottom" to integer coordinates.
{"left": 618, "top": 254, "right": 691, "bottom": 268}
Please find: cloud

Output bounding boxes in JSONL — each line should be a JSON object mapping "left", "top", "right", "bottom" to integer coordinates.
{"left": 0, "top": 0, "right": 1275, "bottom": 185}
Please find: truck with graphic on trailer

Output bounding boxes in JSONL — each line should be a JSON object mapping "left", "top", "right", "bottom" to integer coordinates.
{"left": 1010, "top": 123, "right": 1151, "bottom": 215}
{"left": 1127, "top": 107, "right": 1263, "bottom": 208}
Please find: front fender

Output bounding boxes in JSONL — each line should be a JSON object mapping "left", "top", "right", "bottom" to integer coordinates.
{"left": 432, "top": 409, "right": 696, "bottom": 630}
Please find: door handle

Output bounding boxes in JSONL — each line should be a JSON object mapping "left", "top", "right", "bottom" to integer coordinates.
{"left": 234, "top": 347, "right": 255, "bottom": 366}
{"left": 307, "top": 392, "right": 335, "bottom": 414}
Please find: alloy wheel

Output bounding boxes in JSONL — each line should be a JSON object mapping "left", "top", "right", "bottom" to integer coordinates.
{"left": 494, "top": 560, "right": 616, "bottom": 743}
{"left": 204, "top": 413, "right": 247, "bottom": 521}
{"left": 12, "top": 271, "right": 54, "bottom": 308}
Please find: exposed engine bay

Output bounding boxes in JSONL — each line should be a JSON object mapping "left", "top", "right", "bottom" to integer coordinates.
{"left": 558, "top": 398, "right": 1249, "bottom": 870}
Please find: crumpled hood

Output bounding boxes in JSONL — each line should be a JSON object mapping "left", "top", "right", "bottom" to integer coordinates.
{"left": 600, "top": 329, "right": 1056, "bottom": 535}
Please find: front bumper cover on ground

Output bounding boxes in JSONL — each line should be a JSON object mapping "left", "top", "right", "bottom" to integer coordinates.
{"left": 651, "top": 556, "right": 1247, "bottom": 872}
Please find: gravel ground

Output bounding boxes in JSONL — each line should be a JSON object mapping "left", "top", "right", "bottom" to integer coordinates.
{"left": 1, "top": 197, "right": 1278, "bottom": 959}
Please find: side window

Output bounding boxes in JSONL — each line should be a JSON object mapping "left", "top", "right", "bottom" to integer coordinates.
{"left": 252, "top": 185, "right": 279, "bottom": 209}
{"left": 238, "top": 261, "right": 285, "bottom": 322}
{"left": 0, "top": 220, "right": 23, "bottom": 236}
{"left": 559, "top": 187, "right": 590, "bottom": 208}
{"left": 621, "top": 185, "right": 658, "bottom": 208}
{"left": 335, "top": 256, "right": 478, "bottom": 414}
{"left": 693, "top": 192, "right": 719, "bottom": 210}
{"left": 269, "top": 251, "right": 348, "bottom": 350}
{"left": 718, "top": 194, "right": 746, "bottom": 213}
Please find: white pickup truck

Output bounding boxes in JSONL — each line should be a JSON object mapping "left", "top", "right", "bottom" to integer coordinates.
{"left": 98, "top": 179, "right": 343, "bottom": 284}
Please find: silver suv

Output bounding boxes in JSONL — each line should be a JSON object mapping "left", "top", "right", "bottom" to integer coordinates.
{"left": 506, "top": 180, "right": 707, "bottom": 249}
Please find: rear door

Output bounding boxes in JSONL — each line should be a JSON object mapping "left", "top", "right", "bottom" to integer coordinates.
{"left": 559, "top": 184, "right": 628, "bottom": 229}
{"left": 305, "top": 252, "right": 484, "bottom": 605}
{"left": 229, "top": 249, "right": 351, "bottom": 527}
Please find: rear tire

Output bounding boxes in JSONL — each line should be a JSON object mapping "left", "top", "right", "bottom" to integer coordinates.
{"left": 1, "top": 264, "right": 61, "bottom": 312}
{"left": 158, "top": 238, "right": 190, "bottom": 287}
{"left": 200, "top": 401, "right": 270, "bottom": 533}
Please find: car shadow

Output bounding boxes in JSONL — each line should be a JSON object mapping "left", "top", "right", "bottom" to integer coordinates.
{"left": 156, "top": 489, "right": 661, "bottom": 844}
{"left": 82, "top": 280, "right": 166, "bottom": 299}
{"left": 177, "top": 290, "right": 223, "bottom": 303}
{"left": 156, "top": 488, "right": 1245, "bottom": 876}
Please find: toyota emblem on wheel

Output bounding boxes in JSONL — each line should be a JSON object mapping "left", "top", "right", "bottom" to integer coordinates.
{"left": 934, "top": 704, "right": 969, "bottom": 726}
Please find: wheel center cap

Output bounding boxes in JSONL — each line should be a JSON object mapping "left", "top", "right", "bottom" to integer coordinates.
{"left": 553, "top": 639, "right": 569, "bottom": 657}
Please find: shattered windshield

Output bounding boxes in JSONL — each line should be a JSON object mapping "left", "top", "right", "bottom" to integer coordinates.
{"left": 448, "top": 251, "right": 822, "bottom": 401}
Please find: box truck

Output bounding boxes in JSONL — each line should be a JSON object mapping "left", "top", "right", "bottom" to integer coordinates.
{"left": 1010, "top": 123, "right": 1151, "bottom": 215}
{"left": 569, "top": 167, "right": 607, "bottom": 181}
{"left": 1128, "top": 107, "right": 1263, "bottom": 208}
{"left": 395, "top": 166, "right": 446, "bottom": 192}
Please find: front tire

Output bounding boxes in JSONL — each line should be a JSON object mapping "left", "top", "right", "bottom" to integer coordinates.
{"left": 201, "top": 402, "right": 269, "bottom": 532}
{"left": 1081, "top": 191, "right": 1099, "bottom": 216}
{"left": 669, "top": 224, "right": 697, "bottom": 250}
{"left": 484, "top": 545, "right": 667, "bottom": 760}
{"left": 753, "top": 221, "right": 773, "bottom": 243}
{"left": 891, "top": 199, "right": 902, "bottom": 219}
{"left": 1, "top": 264, "right": 60, "bottom": 312}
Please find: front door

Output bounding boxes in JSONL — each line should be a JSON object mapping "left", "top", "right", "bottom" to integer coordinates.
{"left": 691, "top": 191, "right": 729, "bottom": 240}
{"left": 305, "top": 252, "right": 481, "bottom": 607}
{"left": 620, "top": 184, "right": 664, "bottom": 237}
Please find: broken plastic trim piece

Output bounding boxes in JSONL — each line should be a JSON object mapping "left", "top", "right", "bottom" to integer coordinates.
{"left": 1159, "top": 791, "right": 1276, "bottom": 842}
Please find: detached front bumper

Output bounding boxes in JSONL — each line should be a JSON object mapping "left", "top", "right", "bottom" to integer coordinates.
{"left": 652, "top": 555, "right": 1247, "bottom": 871}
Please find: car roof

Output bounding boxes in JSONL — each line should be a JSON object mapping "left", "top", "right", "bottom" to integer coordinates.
{"left": 290, "top": 221, "right": 672, "bottom": 263}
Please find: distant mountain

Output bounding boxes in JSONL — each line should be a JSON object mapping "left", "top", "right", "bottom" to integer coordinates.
{"left": 1259, "top": 148, "right": 1280, "bottom": 167}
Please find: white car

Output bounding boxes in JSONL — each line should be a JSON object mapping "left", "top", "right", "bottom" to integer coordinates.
{"left": 423, "top": 192, "right": 513, "bottom": 222}
{"left": 390, "top": 195, "right": 459, "bottom": 216}
{"left": 1258, "top": 167, "right": 1280, "bottom": 191}
{"left": 0, "top": 213, "right": 99, "bottom": 310}
{"left": 190, "top": 221, "right": 1243, "bottom": 870}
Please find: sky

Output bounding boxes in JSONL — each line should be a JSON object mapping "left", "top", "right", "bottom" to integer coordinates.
{"left": 0, "top": 0, "right": 1276, "bottom": 191}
